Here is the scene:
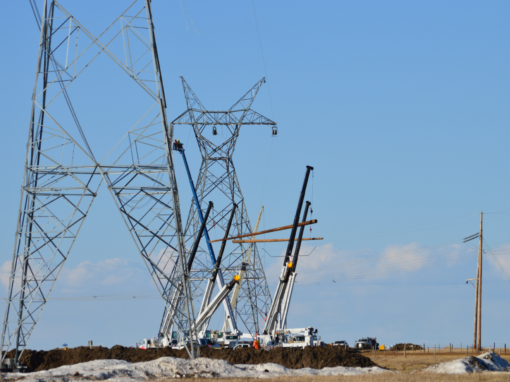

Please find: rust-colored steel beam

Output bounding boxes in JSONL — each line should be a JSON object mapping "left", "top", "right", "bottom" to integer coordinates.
{"left": 210, "top": 219, "right": 318, "bottom": 243}
{"left": 232, "top": 238, "right": 323, "bottom": 244}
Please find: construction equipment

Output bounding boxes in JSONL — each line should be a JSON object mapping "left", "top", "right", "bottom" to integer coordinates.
{"left": 222, "top": 207, "right": 264, "bottom": 334}
{"left": 158, "top": 201, "right": 215, "bottom": 341}
{"left": 262, "top": 166, "right": 314, "bottom": 336}
{"left": 232, "top": 237, "right": 322, "bottom": 243}
{"left": 173, "top": 144, "right": 239, "bottom": 334}
{"left": 211, "top": 220, "right": 318, "bottom": 243}
{"left": 354, "top": 337, "right": 379, "bottom": 350}
{"left": 154, "top": 144, "right": 240, "bottom": 348}
{"left": 258, "top": 327, "right": 323, "bottom": 349}
{"left": 197, "top": 204, "right": 239, "bottom": 331}
{"left": 278, "top": 201, "right": 311, "bottom": 331}
{"left": 281, "top": 327, "right": 323, "bottom": 348}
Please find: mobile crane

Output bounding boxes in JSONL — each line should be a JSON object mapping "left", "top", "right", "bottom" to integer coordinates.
{"left": 259, "top": 166, "right": 323, "bottom": 347}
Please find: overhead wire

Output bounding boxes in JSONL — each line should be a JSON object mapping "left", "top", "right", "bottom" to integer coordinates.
{"left": 264, "top": 235, "right": 510, "bottom": 286}
{"left": 292, "top": 238, "right": 466, "bottom": 276}
{"left": 279, "top": 237, "right": 510, "bottom": 287}
{"left": 293, "top": 251, "right": 479, "bottom": 286}
{"left": 483, "top": 238, "right": 510, "bottom": 283}
{"left": 290, "top": 280, "right": 510, "bottom": 295}
{"left": 251, "top": 0, "right": 276, "bottom": 207}
{"left": 330, "top": 210, "right": 510, "bottom": 245}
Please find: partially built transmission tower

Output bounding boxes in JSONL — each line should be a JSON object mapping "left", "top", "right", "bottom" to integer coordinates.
{"left": 167, "top": 78, "right": 276, "bottom": 335}
{"left": 1, "top": 0, "right": 198, "bottom": 365}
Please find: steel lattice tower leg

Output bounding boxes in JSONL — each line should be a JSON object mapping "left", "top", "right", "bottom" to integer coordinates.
{"left": 1, "top": 0, "right": 198, "bottom": 363}
{"left": 167, "top": 77, "right": 276, "bottom": 336}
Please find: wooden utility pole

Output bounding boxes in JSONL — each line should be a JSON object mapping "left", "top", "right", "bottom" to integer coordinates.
{"left": 477, "top": 212, "right": 483, "bottom": 351}
{"left": 473, "top": 264, "right": 479, "bottom": 350}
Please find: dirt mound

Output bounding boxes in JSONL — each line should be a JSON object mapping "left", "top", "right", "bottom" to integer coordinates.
{"left": 5, "top": 345, "right": 376, "bottom": 372}
{"left": 390, "top": 343, "right": 423, "bottom": 351}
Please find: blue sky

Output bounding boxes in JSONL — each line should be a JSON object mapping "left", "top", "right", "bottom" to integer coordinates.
{"left": 1, "top": 0, "right": 510, "bottom": 350}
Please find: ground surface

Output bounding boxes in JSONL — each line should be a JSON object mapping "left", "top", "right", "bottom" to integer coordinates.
{"left": 365, "top": 348, "right": 510, "bottom": 373}
{"left": 208, "top": 375, "right": 510, "bottom": 382}
{"left": 3, "top": 347, "right": 510, "bottom": 381}
{"left": 3, "top": 345, "right": 375, "bottom": 372}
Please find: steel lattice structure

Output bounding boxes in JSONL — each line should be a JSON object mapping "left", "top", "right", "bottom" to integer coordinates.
{"left": 164, "top": 77, "right": 276, "bottom": 336}
{"left": 1, "top": 0, "right": 198, "bottom": 364}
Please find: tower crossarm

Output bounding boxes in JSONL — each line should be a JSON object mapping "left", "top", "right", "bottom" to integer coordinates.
{"left": 172, "top": 110, "right": 276, "bottom": 126}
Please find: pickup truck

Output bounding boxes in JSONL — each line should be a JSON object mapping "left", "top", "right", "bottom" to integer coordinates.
{"left": 354, "top": 337, "right": 378, "bottom": 350}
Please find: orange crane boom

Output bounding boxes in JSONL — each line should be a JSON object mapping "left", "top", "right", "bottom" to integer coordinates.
{"left": 232, "top": 237, "right": 323, "bottom": 243}
{"left": 210, "top": 219, "right": 317, "bottom": 243}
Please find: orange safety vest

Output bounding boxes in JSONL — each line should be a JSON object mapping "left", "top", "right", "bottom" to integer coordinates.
{"left": 253, "top": 339, "right": 260, "bottom": 349}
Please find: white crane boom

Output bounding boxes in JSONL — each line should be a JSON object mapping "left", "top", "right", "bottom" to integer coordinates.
{"left": 223, "top": 206, "right": 264, "bottom": 332}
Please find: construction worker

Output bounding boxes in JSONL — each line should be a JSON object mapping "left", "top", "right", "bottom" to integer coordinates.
{"left": 253, "top": 338, "right": 260, "bottom": 350}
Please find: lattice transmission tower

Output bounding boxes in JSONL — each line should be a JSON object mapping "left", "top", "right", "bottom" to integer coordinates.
{"left": 1, "top": 0, "right": 198, "bottom": 365}
{"left": 167, "top": 77, "right": 277, "bottom": 335}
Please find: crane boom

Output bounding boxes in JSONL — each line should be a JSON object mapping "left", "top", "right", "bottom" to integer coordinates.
{"left": 192, "top": 278, "right": 239, "bottom": 332}
{"left": 160, "top": 202, "right": 214, "bottom": 337}
{"left": 222, "top": 206, "right": 263, "bottom": 333}
{"left": 175, "top": 145, "right": 239, "bottom": 333}
{"left": 198, "top": 204, "right": 238, "bottom": 332}
{"left": 278, "top": 201, "right": 311, "bottom": 330}
{"left": 263, "top": 166, "right": 313, "bottom": 335}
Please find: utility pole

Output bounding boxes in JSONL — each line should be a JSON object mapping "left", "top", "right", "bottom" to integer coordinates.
{"left": 477, "top": 212, "right": 483, "bottom": 351}
{"left": 464, "top": 212, "right": 483, "bottom": 351}
{"left": 472, "top": 266, "right": 479, "bottom": 350}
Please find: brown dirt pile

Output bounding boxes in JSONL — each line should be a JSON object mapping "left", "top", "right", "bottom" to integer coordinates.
{"left": 390, "top": 343, "right": 423, "bottom": 351}
{"left": 5, "top": 345, "right": 376, "bottom": 372}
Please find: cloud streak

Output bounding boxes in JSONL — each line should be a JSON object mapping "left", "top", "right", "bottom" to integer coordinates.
{"left": 1, "top": 258, "right": 156, "bottom": 298}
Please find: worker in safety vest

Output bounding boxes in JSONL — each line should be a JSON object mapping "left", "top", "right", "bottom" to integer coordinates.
{"left": 253, "top": 338, "right": 260, "bottom": 349}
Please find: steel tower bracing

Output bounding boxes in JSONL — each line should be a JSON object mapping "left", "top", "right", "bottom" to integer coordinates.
{"left": 166, "top": 77, "right": 276, "bottom": 335}
{"left": 2, "top": 0, "right": 198, "bottom": 363}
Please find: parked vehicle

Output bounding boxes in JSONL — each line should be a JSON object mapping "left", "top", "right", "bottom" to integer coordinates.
{"left": 354, "top": 337, "right": 378, "bottom": 350}
{"left": 333, "top": 340, "right": 349, "bottom": 348}
{"left": 233, "top": 343, "right": 251, "bottom": 349}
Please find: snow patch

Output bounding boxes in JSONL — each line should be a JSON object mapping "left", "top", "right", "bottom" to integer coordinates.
{"left": 2, "top": 356, "right": 389, "bottom": 381}
{"left": 424, "top": 352, "right": 510, "bottom": 374}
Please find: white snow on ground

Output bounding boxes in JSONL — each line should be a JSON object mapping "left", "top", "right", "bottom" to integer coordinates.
{"left": 2, "top": 356, "right": 390, "bottom": 381}
{"left": 424, "top": 352, "right": 510, "bottom": 374}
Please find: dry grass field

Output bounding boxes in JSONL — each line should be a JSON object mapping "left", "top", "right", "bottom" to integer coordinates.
{"left": 365, "top": 348, "right": 510, "bottom": 373}
{"left": 209, "top": 375, "right": 510, "bottom": 382}
{"left": 191, "top": 349, "right": 510, "bottom": 382}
